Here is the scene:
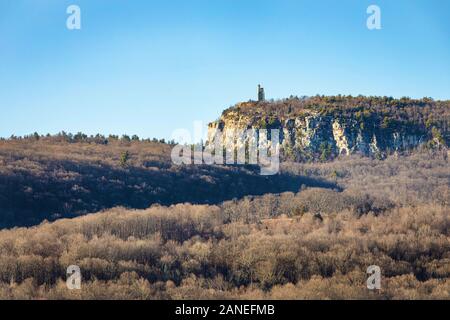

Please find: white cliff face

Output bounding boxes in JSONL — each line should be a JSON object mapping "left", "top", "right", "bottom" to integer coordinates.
{"left": 207, "top": 111, "right": 426, "bottom": 159}
{"left": 332, "top": 120, "right": 350, "bottom": 155}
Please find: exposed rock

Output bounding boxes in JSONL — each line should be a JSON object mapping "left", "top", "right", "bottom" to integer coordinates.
{"left": 207, "top": 96, "right": 448, "bottom": 160}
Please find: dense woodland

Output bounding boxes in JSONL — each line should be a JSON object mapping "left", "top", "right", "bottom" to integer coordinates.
{"left": 0, "top": 148, "right": 448, "bottom": 299}
{"left": 0, "top": 136, "right": 333, "bottom": 229}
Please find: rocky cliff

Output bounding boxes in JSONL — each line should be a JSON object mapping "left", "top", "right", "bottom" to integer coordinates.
{"left": 207, "top": 96, "right": 449, "bottom": 161}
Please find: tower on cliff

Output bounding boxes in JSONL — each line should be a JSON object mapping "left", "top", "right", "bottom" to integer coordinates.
{"left": 257, "top": 84, "right": 265, "bottom": 102}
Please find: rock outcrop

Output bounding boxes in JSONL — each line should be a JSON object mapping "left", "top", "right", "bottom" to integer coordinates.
{"left": 207, "top": 96, "right": 448, "bottom": 160}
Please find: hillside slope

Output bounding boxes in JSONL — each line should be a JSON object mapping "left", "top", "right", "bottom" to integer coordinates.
{"left": 0, "top": 150, "right": 448, "bottom": 299}
{"left": 0, "top": 138, "right": 333, "bottom": 228}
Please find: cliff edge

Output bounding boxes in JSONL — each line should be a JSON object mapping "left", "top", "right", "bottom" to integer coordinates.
{"left": 207, "top": 95, "right": 449, "bottom": 160}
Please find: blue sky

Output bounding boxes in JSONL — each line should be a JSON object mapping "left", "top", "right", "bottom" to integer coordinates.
{"left": 0, "top": 0, "right": 449, "bottom": 140}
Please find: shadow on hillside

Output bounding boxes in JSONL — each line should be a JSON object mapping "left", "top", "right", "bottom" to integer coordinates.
{"left": 0, "top": 160, "right": 338, "bottom": 228}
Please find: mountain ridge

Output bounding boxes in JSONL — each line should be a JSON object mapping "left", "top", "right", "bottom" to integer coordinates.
{"left": 208, "top": 95, "right": 449, "bottom": 161}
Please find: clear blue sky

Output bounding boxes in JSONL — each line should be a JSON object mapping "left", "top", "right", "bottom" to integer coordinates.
{"left": 0, "top": 0, "right": 449, "bottom": 140}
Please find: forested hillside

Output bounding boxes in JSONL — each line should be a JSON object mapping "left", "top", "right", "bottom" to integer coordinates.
{"left": 0, "top": 150, "right": 448, "bottom": 299}
{"left": 0, "top": 136, "right": 333, "bottom": 228}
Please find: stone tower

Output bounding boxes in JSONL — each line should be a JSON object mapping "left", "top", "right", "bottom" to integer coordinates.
{"left": 257, "top": 84, "right": 265, "bottom": 102}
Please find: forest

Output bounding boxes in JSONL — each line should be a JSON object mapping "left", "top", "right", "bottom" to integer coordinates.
{"left": 0, "top": 136, "right": 333, "bottom": 228}
{"left": 0, "top": 147, "right": 448, "bottom": 299}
